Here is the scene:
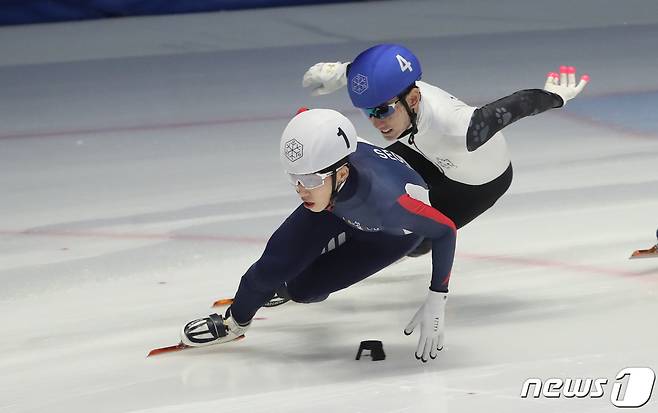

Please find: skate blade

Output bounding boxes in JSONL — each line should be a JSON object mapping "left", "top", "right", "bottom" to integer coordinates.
{"left": 147, "top": 335, "right": 246, "bottom": 357}
{"left": 630, "top": 246, "right": 658, "bottom": 259}
{"left": 147, "top": 342, "right": 190, "bottom": 357}
{"left": 211, "top": 298, "right": 234, "bottom": 307}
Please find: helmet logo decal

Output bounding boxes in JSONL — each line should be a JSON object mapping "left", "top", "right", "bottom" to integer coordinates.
{"left": 351, "top": 73, "right": 368, "bottom": 95}
{"left": 284, "top": 139, "right": 303, "bottom": 162}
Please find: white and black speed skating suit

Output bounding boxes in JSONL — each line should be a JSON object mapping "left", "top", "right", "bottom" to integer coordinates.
{"left": 387, "top": 81, "right": 564, "bottom": 254}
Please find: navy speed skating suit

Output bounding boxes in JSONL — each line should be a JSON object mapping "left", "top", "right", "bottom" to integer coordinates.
{"left": 230, "top": 140, "right": 457, "bottom": 324}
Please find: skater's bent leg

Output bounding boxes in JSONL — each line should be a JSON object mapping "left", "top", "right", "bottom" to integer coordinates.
{"left": 429, "top": 163, "right": 513, "bottom": 229}
{"left": 287, "top": 232, "right": 422, "bottom": 303}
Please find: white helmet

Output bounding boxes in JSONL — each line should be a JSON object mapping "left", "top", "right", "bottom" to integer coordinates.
{"left": 280, "top": 108, "right": 358, "bottom": 175}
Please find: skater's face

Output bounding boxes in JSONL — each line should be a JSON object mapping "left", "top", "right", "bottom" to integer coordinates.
{"left": 295, "top": 165, "right": 349, "bottom": 212}
{"left": 368, "top": 88, "right": 420, "bottom": 141}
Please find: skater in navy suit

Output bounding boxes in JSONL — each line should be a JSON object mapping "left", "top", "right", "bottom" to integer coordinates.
{"left": 182, "top": 109, "right": 457, "bottom": 362}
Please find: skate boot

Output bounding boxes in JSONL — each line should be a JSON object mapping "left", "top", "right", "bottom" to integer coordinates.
{"left": 180, "top": 308, "right": 250, "bottom": 347}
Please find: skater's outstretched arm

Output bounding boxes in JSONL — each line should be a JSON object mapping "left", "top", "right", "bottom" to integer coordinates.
{"left": 466, "top": 66, "right": 589, "bottom": 151}
{"left": 381, "top": 185, "right": 457, "bottom": 362}
{"left": 384, "top": 190, "right": 456, "bottom": 292}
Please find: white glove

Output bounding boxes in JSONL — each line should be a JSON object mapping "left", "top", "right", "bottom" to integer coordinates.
{"left": 404, "top": 290, "right": 448, "bottom": 362}
{"left": 543, "top": 65, "right": 590, "bottom": 105}
{"left": 302, "top": 61, "right": 350, "bottom": 96}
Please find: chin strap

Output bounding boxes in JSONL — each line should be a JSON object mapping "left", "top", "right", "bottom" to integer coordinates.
{"left": 397, "top": 98, "right": 419, "bottom": 145}
{"left": 325, "top": 166, "right": 348, "bottom": 212}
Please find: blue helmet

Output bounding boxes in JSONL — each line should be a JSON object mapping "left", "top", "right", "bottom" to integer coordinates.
{"left": 347, "top": 44, "right": 422, "bottom": 109}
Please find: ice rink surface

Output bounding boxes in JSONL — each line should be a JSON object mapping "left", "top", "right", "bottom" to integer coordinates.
{"left": 1, "top": 0, "right": 657, "bottom": 412}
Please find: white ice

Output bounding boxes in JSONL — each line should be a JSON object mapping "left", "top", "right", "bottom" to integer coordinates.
{"left": 1, "top": 1, "right": 657, "bottom": 412}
